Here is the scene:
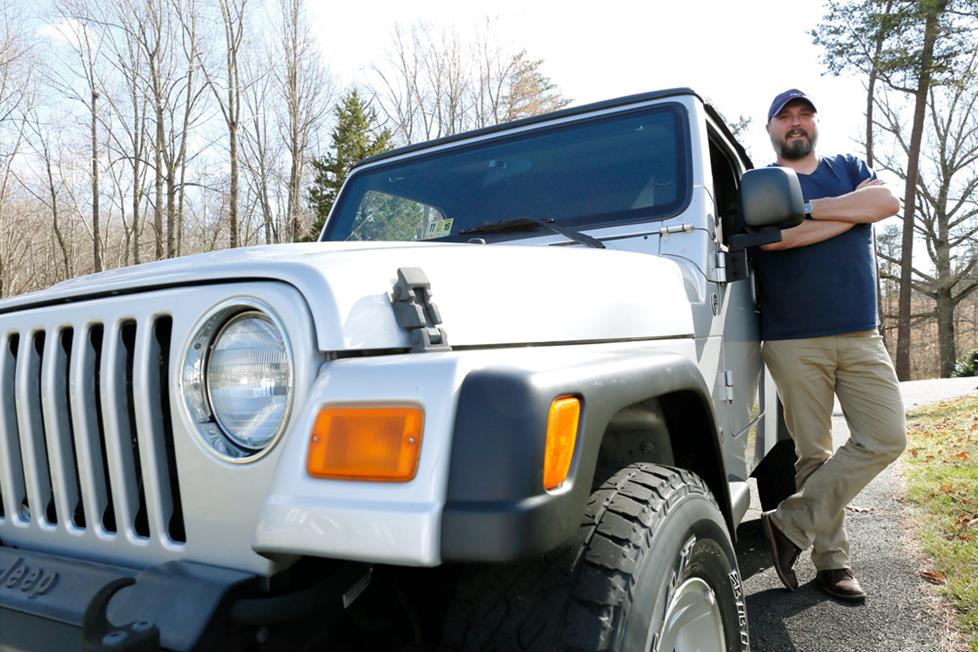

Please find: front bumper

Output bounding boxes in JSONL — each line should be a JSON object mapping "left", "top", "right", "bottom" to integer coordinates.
{"left": 0, "top": 545, "right": 254, "bottom": 651}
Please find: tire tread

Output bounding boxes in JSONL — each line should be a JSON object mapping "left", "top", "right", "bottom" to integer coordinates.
{"left": 441, "top": 464, "right": 720, "bottom": 651}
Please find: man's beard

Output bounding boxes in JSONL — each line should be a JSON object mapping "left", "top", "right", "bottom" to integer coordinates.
{"left": 775, "top": 129, "right": 816, "bottom": 160}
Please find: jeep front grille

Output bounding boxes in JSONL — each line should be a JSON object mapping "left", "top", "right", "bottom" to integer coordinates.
{"left": 0, "top": 315, "right": 185, "bottom": 546}
{"left": 0, "top": 282, "right": 312, "bottom": 576}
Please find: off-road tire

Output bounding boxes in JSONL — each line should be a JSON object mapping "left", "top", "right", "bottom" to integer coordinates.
{"left": 442, "top": 463, "right": 748, "bottom": 651}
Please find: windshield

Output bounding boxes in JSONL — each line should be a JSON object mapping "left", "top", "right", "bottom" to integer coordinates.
{"left": 322, "top": 104, "right": 689, "bottom": 242}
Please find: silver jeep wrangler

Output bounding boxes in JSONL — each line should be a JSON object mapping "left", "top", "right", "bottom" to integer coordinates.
{"left": 0, "top": 88, "right": 803, "bottom": 651}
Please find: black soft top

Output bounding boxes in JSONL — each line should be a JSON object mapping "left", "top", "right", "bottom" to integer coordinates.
{"left": 354, "top": 87, "right": 753, "bottom": 171}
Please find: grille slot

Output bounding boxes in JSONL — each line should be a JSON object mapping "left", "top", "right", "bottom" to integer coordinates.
{"left": 82, "top": 324, "right": 117, "bottom": 533}
{"left": 16, "top": 332, "right": 56, "bottom": 526}
{"left": 41, "top": 327, "right": 85, "bottom": 529}
{"left": 101, "top": 320, "right": 144, "bottom": 539}
{"left": 61, "top": 329, "right": 87, "bottom": 528}
{"left": 120, "top": 320, "right": 150, "bottom": 538}
{"left": 154, "top": 317, "right": 185, "bottom": 543}
{"left": 0, "top": 334, "right": 25, "bottom": 522}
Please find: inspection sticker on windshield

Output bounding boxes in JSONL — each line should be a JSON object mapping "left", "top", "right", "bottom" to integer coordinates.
{"left": 423, "top": 218, "right": 454, "bottom": 239}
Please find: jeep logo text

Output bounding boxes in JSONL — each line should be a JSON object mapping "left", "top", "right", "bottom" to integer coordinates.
{"left": 0, "top": 557, "right": 59, "bottom": 599}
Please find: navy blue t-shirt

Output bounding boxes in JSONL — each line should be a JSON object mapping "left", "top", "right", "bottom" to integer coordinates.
{"left": 751, "top": 154, "right": 879, "bottom": 341}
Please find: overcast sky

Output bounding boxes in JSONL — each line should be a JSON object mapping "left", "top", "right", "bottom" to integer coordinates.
{"left": 306, "top": 0, "right": 869, "bottom": 167}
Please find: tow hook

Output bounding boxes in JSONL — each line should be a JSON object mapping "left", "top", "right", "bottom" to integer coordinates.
{"left": 82, "top": 578, "right": 160, "bottom": 651}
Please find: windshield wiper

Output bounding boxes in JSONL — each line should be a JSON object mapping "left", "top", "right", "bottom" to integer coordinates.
{"left": 459, "top": 218, "right": 605, "bottom": 249}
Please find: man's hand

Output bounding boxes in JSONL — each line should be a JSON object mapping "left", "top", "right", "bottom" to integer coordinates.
{"left": 809, "top": 178, "right": 900, "bottom": 224}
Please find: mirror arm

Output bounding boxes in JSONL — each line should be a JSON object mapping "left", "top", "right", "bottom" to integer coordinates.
{"left": 728, "top": 227, "right": 782, "bottom": 252}
{"left": 722, "top": 227, "right": 783, "bottom": 283}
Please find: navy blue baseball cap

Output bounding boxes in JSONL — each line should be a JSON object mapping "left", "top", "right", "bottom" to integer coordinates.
{"left": 767, "top": 89, "right": 817, "bottom": 122}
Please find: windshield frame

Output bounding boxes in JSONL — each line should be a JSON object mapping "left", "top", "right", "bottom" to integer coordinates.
{"left": 320, "top": 101, "right": 693, "bottom": 244}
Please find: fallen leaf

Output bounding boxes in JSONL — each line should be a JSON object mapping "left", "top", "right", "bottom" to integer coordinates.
{"left": 911, "top": 449, "right": 920, "bottom": 457}
{"left": 846, "top": 505, "right": 875, "bottom": 513}
{"left": 941, "top": 483, "right": 954, "bottom": 493}
{"left": 919, "top": 570, "right": 947, "bottom": 585}
{"left": 954, "top": 451, "right": 970, "bottom": 460}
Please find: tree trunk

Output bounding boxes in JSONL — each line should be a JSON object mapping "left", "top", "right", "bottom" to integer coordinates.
{"left": 45, "top": 155, "right": 70, "bottom": 280}
{"left": 154, "top": 104, "right": 165, "bottom": 260}
{"left": 287, "top": 143, "right": 301, "bottom": 241}
{"left": 132, "top": 118, "right": 142, "bottom": 265}
{"left": 935, "top": 290, "right": 956, "bottom": 377}
{"left": 166, "top": 170, "right": 177, "bottom": 258}
{"left": 91, "top": 90, "right": 102, "bottom": 273}
{"left": 896, "top": 3, "right": 944, "bottom": 381}
{"left": 229, "top": 123, "right": 239, "bottom": 247}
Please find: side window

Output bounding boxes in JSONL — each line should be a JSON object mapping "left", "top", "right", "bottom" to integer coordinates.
{"left": 707, "top": 132, "right": 741, "bottom": 246}
{"left": 346, "top": 191, "right": 447, "bottom": 241}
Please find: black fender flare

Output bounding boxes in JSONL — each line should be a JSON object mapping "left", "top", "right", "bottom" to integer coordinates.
{"left": 440, "top": 350, "right": 731, "bottom": 562}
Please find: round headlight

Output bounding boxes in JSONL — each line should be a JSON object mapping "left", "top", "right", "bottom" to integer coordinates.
{"left": 182, "top": 302, "right": 294, "bottom": 461}
{"left": 207, "top": 312, "right": 291, "bottom": 450}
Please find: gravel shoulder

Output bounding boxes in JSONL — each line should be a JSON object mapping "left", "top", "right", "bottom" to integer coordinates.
{"left": 738, "top": 377, "right": 978, "bottom": 652}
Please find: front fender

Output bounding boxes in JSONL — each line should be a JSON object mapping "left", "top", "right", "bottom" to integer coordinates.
{"left": 441, "top": 351, "right": 730, "bottom": 561}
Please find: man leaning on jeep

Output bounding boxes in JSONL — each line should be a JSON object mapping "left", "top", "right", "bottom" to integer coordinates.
{"left": 751, "top": 89, "right": 906, "bottom": 601}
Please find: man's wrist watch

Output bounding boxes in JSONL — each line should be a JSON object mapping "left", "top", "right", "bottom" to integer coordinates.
{"left": 803, "top": 201, "right": 813, "bottom": 220}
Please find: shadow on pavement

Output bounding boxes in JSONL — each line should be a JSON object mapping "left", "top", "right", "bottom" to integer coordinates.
{"left": 736, "top": 518, "right": 862, "bottom": 651}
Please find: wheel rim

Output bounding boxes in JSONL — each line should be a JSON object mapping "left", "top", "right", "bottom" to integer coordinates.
{"left": 654, "top": 577, "right": 726, "bottom": 652}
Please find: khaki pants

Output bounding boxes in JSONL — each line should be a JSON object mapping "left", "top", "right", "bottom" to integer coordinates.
{"left": 762, "top": 331, "right": 906, "bottom": 571}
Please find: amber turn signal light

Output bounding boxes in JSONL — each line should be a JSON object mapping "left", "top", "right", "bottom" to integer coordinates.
{"left": 544, "top": 397, "right": 580, "bottom": 490}
{"left": 306, "top": 406, "right": 423, "bottom": 482}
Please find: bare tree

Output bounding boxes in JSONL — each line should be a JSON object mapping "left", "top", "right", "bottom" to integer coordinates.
{"left": 101, "top": 2, "right": 151, "bottom": 265}
{"left": 198, "top": 0, "right": 247, "bottom": 248}
{"left": 277, "top": 0, "right": 331, "bottom": 242}
{"left": 0, "top": 0, "right": 35, "bottom": 295}
{"left": 171, "top": 0, "right": 207, "bottom": 257}
{"left": 372, "top": 22, "right": 471, "bottom": 143}
{"left": 19, "top": 114, "right": 77, "bottom": 282}
{"left": 371, "top": 20, "right": 569, "bottom": 145}
{"left": 48, "top": 1, "right": 111, "bottom": 272}
{"left": 875, "top": 48, "right": 978, "bottom": 376}
{"left": 241, "top": 44, "right": 280, "bottom": 244}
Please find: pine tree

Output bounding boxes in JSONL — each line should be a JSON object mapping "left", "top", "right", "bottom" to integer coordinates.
{"left": 502, "top": 51, "right": 571, "bottom": 122}
{"left": 307, "top": 90, "right": 392, "bottom": 239}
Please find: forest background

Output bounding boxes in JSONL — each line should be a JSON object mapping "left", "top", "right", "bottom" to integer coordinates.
{"left": 0, "top": 0, "right": 976, "bottom": 379}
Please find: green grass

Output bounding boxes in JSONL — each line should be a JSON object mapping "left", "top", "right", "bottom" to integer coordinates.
{"left": 903, "top": 395, "right": 978, "bottom": 651}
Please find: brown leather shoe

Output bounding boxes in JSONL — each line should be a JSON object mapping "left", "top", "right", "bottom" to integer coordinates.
{"left": 761, "top": 511, "right": 801, "bottom": 591}
{"left": 816, "top": 568, "right": 866, "bottom": 601}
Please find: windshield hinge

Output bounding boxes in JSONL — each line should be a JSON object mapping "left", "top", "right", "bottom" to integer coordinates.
{"left": 659, "top": 223, "right": 694, "bottom": 236}
{"left": 391, "top": 267, "right": 451, "bottom": 353}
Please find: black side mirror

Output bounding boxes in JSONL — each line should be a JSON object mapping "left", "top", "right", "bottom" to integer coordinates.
{"left": 729, "top": 167, "right": 805, "bottom": 251}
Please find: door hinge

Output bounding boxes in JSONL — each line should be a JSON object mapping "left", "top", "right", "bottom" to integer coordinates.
{"left": 714, "top": 251, "right": 728, "bottom": 284}
{"left": 721, "top": 369, "right": 735, "bottom": 404}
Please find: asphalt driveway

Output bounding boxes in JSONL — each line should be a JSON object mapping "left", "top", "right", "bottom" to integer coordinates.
{"left": 738, "top": 377, "right": 977, "bottom": 651}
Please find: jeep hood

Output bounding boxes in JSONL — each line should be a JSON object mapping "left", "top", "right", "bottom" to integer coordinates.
{"left": 5, "top": 242, "right": 694, "bottom": 350}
